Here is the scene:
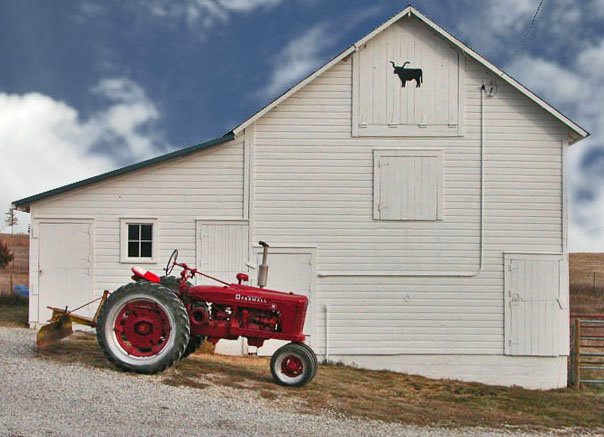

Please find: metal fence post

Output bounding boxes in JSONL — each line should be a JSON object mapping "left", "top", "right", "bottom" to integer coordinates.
{"left": 570, "top": 318, "right": 581, "bottom": 388}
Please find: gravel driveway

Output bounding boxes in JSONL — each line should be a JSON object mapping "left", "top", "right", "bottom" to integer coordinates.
{"left": 0, "top": 327, "right": 579, "bottom": 436}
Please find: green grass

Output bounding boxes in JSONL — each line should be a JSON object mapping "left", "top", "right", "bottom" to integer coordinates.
{"left": 0, "top": 296, "right": 28, "bottom": 327}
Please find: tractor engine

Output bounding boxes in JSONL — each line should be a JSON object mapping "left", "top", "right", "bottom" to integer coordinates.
{"left": 186, "top": 285, "right": 308, "bottom": 348}
{"left": 209, "top": 305, "right": 279, "bottom": 332}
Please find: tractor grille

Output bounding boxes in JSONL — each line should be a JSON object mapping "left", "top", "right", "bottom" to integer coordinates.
{"left": 294, "top": 302, "right": 308, "bottom": 333}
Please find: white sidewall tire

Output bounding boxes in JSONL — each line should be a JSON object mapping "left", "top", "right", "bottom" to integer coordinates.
{"left": 270, "top": 343, "right": 317, "bottom": 387}
{"left": 103, "top": 293, "right": 177, "bottom": 367}
{"left": 96, "top": 282, "right": 190, "bottom": 374}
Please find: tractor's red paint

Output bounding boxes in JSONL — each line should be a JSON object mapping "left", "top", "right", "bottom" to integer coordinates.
{"left": 114, "top": 299, "right": 171, "bottom": 356}
{"left": 42, "top": 242, "right": 317, "bottom": 386}
{"left": 185, "top": 283, "right": 308, "bottom": 347}
{"left": 141, "top": 258, "right": 309, "bottom": 349}
{"left": 121, "top": 242, "right": 317, "bottom": 386}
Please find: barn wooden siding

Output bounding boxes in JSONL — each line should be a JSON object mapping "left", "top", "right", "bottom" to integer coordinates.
{"left": 251, "top": 50, "right": 566, "bottom": 356}
{"left": 29, "top": 137, "right": 245, "bottom": 303}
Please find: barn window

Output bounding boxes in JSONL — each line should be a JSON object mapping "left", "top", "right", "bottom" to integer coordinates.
{"left": 128, "top": 224, "right": 153, "bottom": 258}
{"left": 373, "top": 149, "right": 443, "bottom": 221}
{"left": 120, "top": 218, "right": 158, "bottom": 263}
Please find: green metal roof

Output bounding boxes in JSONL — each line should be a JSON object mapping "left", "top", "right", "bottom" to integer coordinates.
{"left": 13, "top": 132, "right": 235, "bottom": 211}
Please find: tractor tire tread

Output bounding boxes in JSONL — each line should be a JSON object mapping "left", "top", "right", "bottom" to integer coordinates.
{"left": 182, "top": 335, "right": 206, "bottom": 359}
{"left": 270, "top": 342, "right": 317, "bottom": 387}
{"left": 96, "top": 281, "right": 190, "bottom": 374}
{"left": 295, "top": 342, "right": 318, "bottom": 379}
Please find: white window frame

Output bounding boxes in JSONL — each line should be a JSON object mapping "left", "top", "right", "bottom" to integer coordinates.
{"left": 373, "top": 149, "right": 444, "bottom": 221}
{"left": 120, "top": 218, "right": 158, "bottom": 264}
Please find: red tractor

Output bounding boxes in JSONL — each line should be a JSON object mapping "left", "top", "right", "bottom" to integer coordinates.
{"left": 94, "top": 242, "right": 317, "bottom": 387}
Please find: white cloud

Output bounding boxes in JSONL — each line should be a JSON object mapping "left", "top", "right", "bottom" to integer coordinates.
{"left": 0, "top": 78, "right": 162, "bottom": 233}
{"left": 92, "top": 78, "right": 161, "bottom": 160}
{"left": 506, "top": 56, "right": 585, "bottom": 109}
{"left": 218, "top": 0, "right": 283, "bottom": 13}
{"left": 453, "top": 0, "right": 589, "bottom": 56}
{"left": 257, "top": 24, "right": 334, "bottom": 99}
{"left": 256, "top": 5, "right": 384, "bottom": 100}
{"left": 147, "top": 0, "right": 284, "bottom": 32}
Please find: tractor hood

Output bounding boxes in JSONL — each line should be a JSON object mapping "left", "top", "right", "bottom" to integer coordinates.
{"left": 187, "top": 283, "right": 308, "bottom": 309}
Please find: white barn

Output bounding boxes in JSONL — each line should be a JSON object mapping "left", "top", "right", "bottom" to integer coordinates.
{"left": 14, "top": 7, "right": 588, "bottom": 389}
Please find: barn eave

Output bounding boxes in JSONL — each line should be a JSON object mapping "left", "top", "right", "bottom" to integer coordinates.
{"left": 12, "top": 132, "right": 236, "bottom": 213}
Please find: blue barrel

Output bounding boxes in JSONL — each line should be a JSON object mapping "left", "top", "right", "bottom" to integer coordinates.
{"left": 13, "top": 285, "right": 29, "bottom": 298}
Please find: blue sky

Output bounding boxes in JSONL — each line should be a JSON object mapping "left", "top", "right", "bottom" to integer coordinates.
{"left": 1, "top": 0, "right": 603, "bottom": 251}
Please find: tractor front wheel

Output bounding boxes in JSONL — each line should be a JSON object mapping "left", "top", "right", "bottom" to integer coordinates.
{"left": 96, "top": 281, "right": 190, "bottom": 374}
{"left": 270, "top": 343, "right": 317, "bottom": 387}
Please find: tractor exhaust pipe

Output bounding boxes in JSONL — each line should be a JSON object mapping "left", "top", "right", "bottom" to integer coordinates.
{"left": 258, "top": 241, "right": 269, "bottom": 288}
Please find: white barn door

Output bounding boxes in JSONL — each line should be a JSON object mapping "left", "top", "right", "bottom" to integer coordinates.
{"left": 251, "top": 249, "right": 315, "bottom": 357}
{"left": 38, "top": 222, "right": 93, "bottom": 323}
{"left": 197, "top": 221, "right": 249, "bottom": 355}
{"left": 504, "top": 254, "right": 568, "bottom": 356}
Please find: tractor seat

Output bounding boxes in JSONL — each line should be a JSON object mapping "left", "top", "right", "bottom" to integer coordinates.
{"left": 131, "top": 267, "right": 161, "bottom": 283}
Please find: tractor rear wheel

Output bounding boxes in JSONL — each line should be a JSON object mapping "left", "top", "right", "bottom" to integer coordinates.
{"left": 270, "top": 343, "right": 317, "bottom": 387}
{"left": 96, "top": 281, "right": 190, "bottom": 374}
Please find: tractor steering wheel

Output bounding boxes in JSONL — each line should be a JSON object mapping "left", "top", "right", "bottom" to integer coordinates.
{"left": 165, "top": 249, "right": 178, "bottom": 276}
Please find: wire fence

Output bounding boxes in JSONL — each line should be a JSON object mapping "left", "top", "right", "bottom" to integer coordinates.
{"left": 569, "top": 270, "right": 604, "bottom": 315}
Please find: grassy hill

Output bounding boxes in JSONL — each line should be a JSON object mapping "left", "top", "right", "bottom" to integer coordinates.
{"left": 569, "top": 253, "right": 604, "bottom": 314}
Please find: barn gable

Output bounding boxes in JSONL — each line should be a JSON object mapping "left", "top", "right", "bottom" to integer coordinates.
{"left": 233, "top": 6, "right": 587, "bottom": 144}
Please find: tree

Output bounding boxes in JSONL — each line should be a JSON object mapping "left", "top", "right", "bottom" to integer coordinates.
{"left": 3, "top": 208, "right": 18, "bottom": 294}
{"left": 5, "top": 208, "right": 18, "bottom": 229}
{"left": 0, "top": 240, "right": 13, "bottom": 269}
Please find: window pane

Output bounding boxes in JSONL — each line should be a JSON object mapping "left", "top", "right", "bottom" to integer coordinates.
{"left": 128, "top": 242, "right": 139, "bottom": 258}
{"left": 140, "top": 242, "right": 152, "bottom": 258}
{"left": 128, "top": 224, "right": 140, "bottom": 241}
{"left": 141, "top": 224, "right": 152, "bottom": 241}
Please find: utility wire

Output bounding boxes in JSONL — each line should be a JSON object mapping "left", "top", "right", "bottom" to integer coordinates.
{"left": 521, "top": 0, "right": 545, "bottom": 47}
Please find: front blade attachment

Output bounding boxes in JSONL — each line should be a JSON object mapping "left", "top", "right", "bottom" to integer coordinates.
{"left": 36, "top": 317, "right": 73, "bottom": 349}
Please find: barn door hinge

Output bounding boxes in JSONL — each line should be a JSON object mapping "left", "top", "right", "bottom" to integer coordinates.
{"left": 359, "top": 113, "right": 367, "bottom": 128}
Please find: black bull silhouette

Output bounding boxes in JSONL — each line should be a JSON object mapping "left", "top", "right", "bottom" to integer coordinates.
{"left": 390, "top": 61, "right": 423, "bottom": 88}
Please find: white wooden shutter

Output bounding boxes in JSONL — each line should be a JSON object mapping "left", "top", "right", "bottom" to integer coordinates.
{"left": 374, "top": 149, "right": 443, "bottom": 221}
{"left": 504, "top": 254, "right": 568, "bottom": 356}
